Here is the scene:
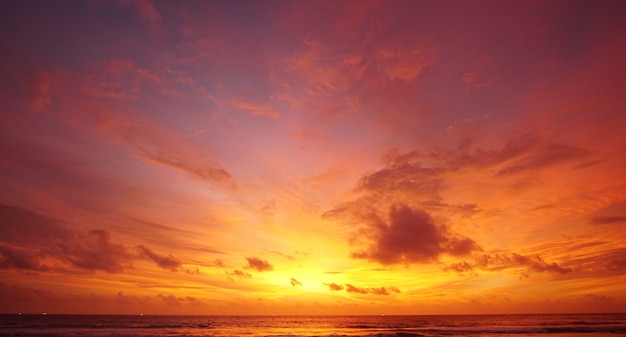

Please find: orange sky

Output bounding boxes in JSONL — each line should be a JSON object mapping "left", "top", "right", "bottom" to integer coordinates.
{"left": 1, "top": 0, "right": 626, "bottom": 315}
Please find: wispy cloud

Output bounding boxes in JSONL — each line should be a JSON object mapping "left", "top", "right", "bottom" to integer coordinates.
{"left": 445, "top": 253, "right": 572, "bottom": 277}
{"left": 139, "top": 150, "right": 235, "bottom": 186}
{"left": 333, "top": 283, "right": 401, "bottom": 296}
{"left": 226, "top": 269, "right": 252, "bottom": 281}
{"left": 374, "top": 46, "right": 432, "bottom": 82}
{"left": 137, "top": 245, "right": 181, "bottom": 271}
{"left": 231, "top": 98, "right": 280, "bottom": 119}
{"left": 590, "top": 216, "right": 626, "bottom": 225}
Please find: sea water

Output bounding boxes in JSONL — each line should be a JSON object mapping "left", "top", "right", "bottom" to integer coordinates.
{"left": 1, "top": 313, "right": 625, "bottom": 337}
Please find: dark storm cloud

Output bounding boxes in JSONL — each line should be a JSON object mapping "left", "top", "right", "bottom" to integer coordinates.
{"left": 351, "top": 204, "right": 480, "bottom": 265}
{"left": 137, "top": 245, "right": 182, "bottom": 271}
{"left": 245, "top": 256, "right": 273, "bottom": 271}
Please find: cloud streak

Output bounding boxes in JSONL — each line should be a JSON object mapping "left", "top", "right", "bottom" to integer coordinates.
{"left": 138, "top": 245, "right": 182, "bottom": 271}
{"left": 324, "top": 283, "right": 344, "bottom": 291}
{"left": 445, "top": 253, "right": 572, "bottom": 277}
{"left": 0, "top": 245, "right": 47, "bottom": 271}
{"left": 139, "top": 150, "right": 235, "bottom": 186}
{"left": 326, "top": 283, "right": 401, "bottom": 296}
{"left": 226, "top": 269, "right": 252, "bottom": 281}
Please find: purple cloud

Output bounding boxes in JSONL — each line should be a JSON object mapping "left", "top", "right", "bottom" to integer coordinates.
{"left": 52, "top": 230, "right": 130, "bottom": 273}
{"left": 351, "top": 204, "right": 480, "bottom": 265}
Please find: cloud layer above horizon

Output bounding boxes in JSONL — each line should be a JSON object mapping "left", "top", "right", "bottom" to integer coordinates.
{"left": 1, "top": 0, "right": 625, "bottom": 315}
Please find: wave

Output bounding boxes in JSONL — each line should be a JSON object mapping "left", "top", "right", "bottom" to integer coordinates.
{"left": 2, "top": 314, "right": 626, "bottom": 337}
{"left": 4, "top": 327, "right": 626, "bottom": 337}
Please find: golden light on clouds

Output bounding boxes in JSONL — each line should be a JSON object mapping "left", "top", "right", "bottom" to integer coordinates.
{"left": 0, "top": 0, "right": 626, "bottom": 315}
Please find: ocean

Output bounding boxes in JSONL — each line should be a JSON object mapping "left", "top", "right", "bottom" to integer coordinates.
{"left": 0, "top": 313, "right": 625, "bottom": 337}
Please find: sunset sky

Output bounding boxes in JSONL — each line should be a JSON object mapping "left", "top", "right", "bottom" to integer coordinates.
{"left": 1, "top": 0, "right": 626, "bottom": 315}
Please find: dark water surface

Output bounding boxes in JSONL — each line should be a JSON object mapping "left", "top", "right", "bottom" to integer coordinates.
{"left": 1, "top": 313, "right": 625, "bottom": 337}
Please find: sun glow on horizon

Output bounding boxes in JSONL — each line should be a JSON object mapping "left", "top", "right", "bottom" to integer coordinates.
{"left": 1, "top": 0, "right": 626, "bottom": 316}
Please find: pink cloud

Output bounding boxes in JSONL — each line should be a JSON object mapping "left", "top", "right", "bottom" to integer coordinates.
{"left": 374, "top": 46, "right": 432, "bottom": 82}
{"left": 231, "top": 98, "right": 280, "bottom": 119}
